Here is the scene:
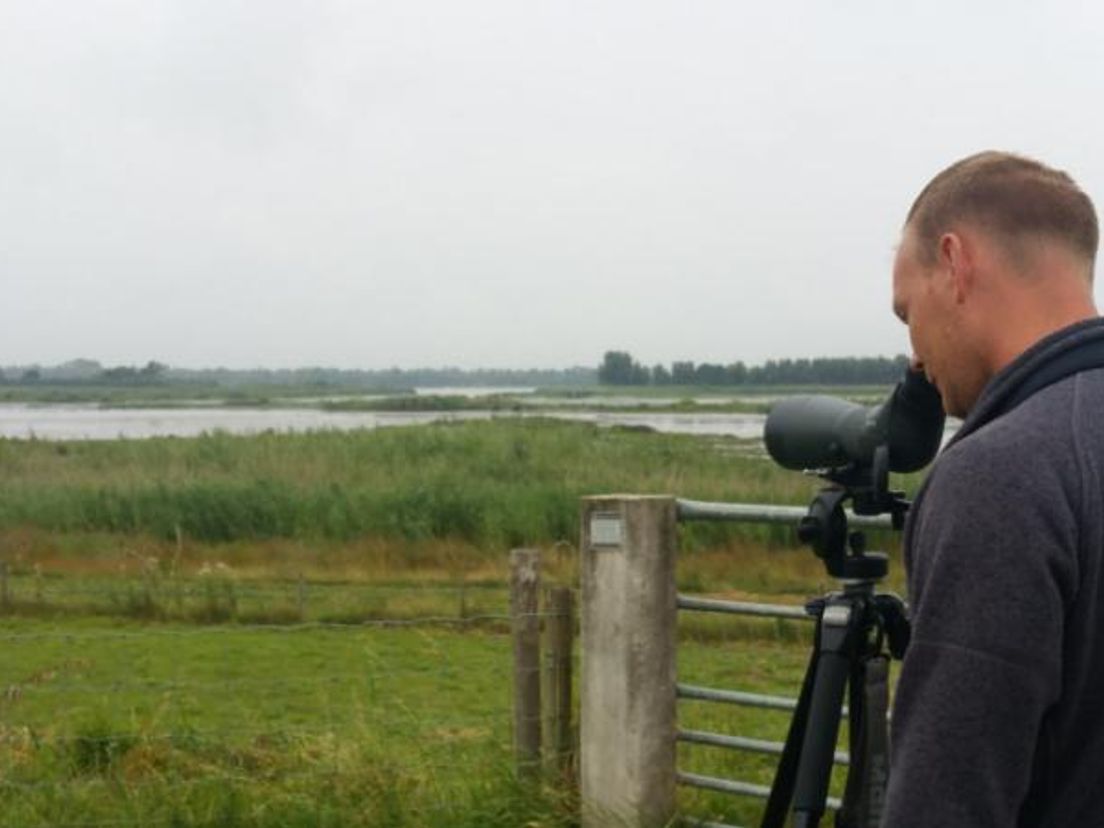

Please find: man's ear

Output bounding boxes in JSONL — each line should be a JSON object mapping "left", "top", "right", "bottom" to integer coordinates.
{"left": 938, "top": 231, "right": 973, "bottom": 304}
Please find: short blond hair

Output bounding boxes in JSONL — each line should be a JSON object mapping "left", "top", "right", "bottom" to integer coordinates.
{"left": 906, "top": 151, "right": 1098, "bottom": 271}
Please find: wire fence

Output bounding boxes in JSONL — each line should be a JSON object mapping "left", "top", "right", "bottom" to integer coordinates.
{"left": 0, "top": 566, "right": 515, "bottom": 628}
{"left": 0, "top": 573, "right": 579, "bottom": 828}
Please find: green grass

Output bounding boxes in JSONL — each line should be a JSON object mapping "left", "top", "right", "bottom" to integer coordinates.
{"left": 0, "top": 533, "right": 890, "bottom": 828}
{"left": 0, "top": 543, "right": 896, "bottom": 827}
{"left": 0, "top": 616, "right": 578, "bottom": 827}
{"left": 0, "top": 612, "right": 832, "bottom": 828}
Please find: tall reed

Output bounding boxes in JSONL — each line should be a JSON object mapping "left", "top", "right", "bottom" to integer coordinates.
{"left": 0, "top": 420, "right": 918, "bottom": 553}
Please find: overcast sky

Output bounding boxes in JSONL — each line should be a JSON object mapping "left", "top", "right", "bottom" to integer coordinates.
{"left": 3, "top": 1, "right": 1103, "bottom": 370}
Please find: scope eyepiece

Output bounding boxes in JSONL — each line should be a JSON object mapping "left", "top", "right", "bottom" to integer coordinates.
{"left": 884, "top": 366, "right": 945, "bottom": 472}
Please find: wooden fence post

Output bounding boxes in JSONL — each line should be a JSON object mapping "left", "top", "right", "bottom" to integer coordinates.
{"left": 510, "top": 548, "right": 542, "bottom": 778}
{"left": 543, "top": 585, "right": 575, "bottom": 783}
{"left": 0, "top": 562, "right": 9, "bottom": 611}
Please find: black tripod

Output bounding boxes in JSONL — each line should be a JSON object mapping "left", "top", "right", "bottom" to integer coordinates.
{"left": 760, "top": 483, "right": 911, "bottom": 828}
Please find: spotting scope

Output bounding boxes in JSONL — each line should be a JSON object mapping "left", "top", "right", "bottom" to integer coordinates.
{"left": 764, "top": 368, "right": 945, "bottom": 476}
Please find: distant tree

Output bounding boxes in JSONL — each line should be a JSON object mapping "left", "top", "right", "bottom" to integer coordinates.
{"left": 651, "top": 364, "right": 671, "bottom": 385}
{"left": 139, "top": 361, "right": 168, "bottom": 381}
{"left": 670, "top": 361, "right": 696, "bottom": 385}
{"left": 53, "top": 359, "right": 103, "bottom": 381}
{"left": 744, "top": 355, "right": 909, "bottom": 385}
{"left": 726, "top": 361, "right": 748, "bottom": 385}
{"left": 20, "top": 368, "right": 41, "bottom": 383}
{"left": 694, "top": 363, "right": 728, "bottom": 385}
{"left": 599, "top": 351, "right": 637, "bottom": 385}
{"left": 101, "top": 366, "right": 139, "bottom": 383}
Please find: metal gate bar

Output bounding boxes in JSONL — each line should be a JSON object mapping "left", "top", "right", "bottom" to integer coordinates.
{"left": 679, "top": 771, "right": 843, "bottom": 812}
{"left": 676, "top": 498, "right": 893, "bottom": 530}
{"left": 678, "top": 728, "right": 849, "bottom": 766}
{"left": 677, "top": 683, "right": 797, "bottom": 712}
{"left": 678, "top": 594, "right": 809, "bottom": 620}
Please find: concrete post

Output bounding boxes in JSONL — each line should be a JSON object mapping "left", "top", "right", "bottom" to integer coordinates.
{"left": 580, "top": 496, "right": 678, "bottom": 828}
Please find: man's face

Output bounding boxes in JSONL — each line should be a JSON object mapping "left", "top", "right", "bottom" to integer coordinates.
{"left": 892, "top": 228, "right": 975, "bottom": 418}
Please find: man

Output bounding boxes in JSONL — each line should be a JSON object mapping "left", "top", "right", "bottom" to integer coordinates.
{"left": 883, "top": 151, "right": 1104, "bottom": 825}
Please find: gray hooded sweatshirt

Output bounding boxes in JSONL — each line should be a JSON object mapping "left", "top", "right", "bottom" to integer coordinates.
{"left": 882, "top": 318, "right": 1104, "bottom": 826}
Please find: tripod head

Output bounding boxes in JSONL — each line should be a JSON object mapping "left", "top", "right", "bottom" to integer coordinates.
{"left": 763, "top": 365, "right": 939, "bottom": 579}
{"left": 796, "top": 444, "right": 909, "bottom": 581}
{"left": 764, "top": 366, "right": 927, "bottom": 581}
{"left": 796, "top": 488, "right": 884, "bottom": 580}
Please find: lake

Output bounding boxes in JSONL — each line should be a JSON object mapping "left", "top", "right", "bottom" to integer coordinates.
{"left": 0, "top": 403, "right": 770, "bottom": 441}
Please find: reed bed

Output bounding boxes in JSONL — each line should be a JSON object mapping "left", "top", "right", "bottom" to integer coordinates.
{"left": 0, "top": 420, "right": 826, "bottom": 547}
{"left": 0, "top": 419, "right": 916, "bottom": 599}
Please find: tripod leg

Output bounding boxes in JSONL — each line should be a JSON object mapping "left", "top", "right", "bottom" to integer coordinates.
{"left": 837, "top": 656, "right": 890, "bottom": 828}
{"left": 791, "top": 647, "right": 851, "bottom": 827}
{"left": 760, "top": 638, "right": 822, "bottom": 828}
{"left": 789, "top": 596, "right": 866, "bottom": 827}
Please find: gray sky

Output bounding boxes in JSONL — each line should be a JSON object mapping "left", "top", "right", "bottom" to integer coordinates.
{"left": 3, "top": 0, "right": 1103, "bottom": 370}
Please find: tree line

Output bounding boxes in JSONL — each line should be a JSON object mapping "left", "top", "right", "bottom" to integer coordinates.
{"left": 1, "top": 360, "right": 169, "bottom": 386}
{"left": 597, "top": 350, "right": 911, "bottom": 386}
{"left": 2, "top": 354, "right": 911, "bottom": 389}
{"left": 0, "top": 359, "right": 596, "bottom": 389}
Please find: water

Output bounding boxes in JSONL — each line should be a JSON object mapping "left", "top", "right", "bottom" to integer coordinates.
{"left": 537, "top": 410, "right": 767, "bottom": 437}
{"left": 0, "top": 403, "right": 769, "bottom": 441}
{"left": 412, "top": 386, "right": 536, "bottom": 397}
{"left": 525, "top": 394, "right": 778, "bottom": 408}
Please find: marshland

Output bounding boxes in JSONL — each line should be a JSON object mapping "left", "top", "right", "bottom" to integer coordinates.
{"left": 0, "top": 401, "right": 921, "bottom": 827}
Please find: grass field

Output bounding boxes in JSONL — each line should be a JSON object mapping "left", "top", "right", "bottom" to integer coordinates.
{"left": 0, "top": 616, "right": 560, "bottom": 827}
{"left": 0, "top": 613, "right": 833, "bottom": 828}
{"left": 0, "top": 419, "right": 920, "bottom": 826}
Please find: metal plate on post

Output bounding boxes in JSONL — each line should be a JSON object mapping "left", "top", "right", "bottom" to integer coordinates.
{"left": 590, "top": 512, "right": 623, "bottom": 548}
